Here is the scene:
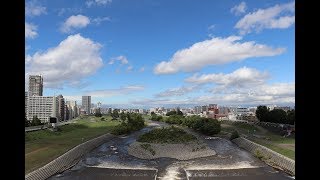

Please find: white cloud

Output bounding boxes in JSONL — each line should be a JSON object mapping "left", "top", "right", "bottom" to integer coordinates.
{"left": 26, "top": 0, "right": 47, "bottom": 17}
{"left": 155, "top": 85, "right": 201, "bottom": 97}
{"left": 127, "top": 66, "right": 133, "bottom": 72}
{"left": 231, "top": 2, "right": 247, "bottom": 16}
{"left": 109, "top": 55, "right": 129, "bottom": 65}
{"left": 185, "top": 67, "right": 269, "bottom": 88}
{"left": 25, "top": 54, "right": 32, "bottom": 64}
{"left": 86, "top": 0, "right": 112, "bottom": 7}
{"left": 203, "top": 82, "right": 294, "bottom": 105}
{"left": 235, "top": 1, "right": 295, "bottom": 34}
{"left": 92, "top": 16, "right": 111, "bottom": 25}
{"left": 25, "top": 34, "right": 103, "bottom": 89}
{"left": 139, "top": 67, "right": 145, "bottom": 72}
{"left": 131, "top": 83, "right": 294, "bottom": 106}
{"left": 57, "top": 7, "right": 83, "bottom": 16}
{"left": 84, "top": 85, "right": 145, "bottom": 97}
{"left": 25, "top": 22, "right": 38, "bottom": 39}
{"left": 60, "top": 15, "right": 90, "bottom": 33}
{"left": 208, "top": 25, "right": 215, "bottom": 30}
{"left": 154, "top": 36, "right": 285, "bottom": 74}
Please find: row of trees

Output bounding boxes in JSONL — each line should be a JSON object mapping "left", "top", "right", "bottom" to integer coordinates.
{"left": 111, "top": 113, "right": 145, "bottom": 135}
{"left": 25, "top": 115, "right": 44, "bottom": 127}
{"left": 256, "top": 106, "right": 295, "bottom": 125}
{"left": 151, "top": 112, "right": 221, "bottom": 135}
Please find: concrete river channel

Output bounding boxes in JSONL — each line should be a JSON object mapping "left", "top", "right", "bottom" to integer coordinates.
{"left": 49, "top": 121, "right": 294, "bottom": 180}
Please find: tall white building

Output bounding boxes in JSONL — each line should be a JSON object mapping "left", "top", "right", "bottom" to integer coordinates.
{"left": 27, "top": 96, "right": 58, "bottom": 123}
{"left": 25, "top": 92, "right": 28, "bottom": 115}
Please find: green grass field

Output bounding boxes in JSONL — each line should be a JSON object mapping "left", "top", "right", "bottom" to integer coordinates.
{"left": 220, "top": 121, "right": 295, "bottom": 160}
{"left": 25, "top": 115, "right": 120, "bottom": 174}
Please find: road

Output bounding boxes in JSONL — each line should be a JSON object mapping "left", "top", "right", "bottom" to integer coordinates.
{"left": 25, "top": 119, "right": 78, "bottom": 132}
{"left": 49, "top": 120, "right": 294, "bottom": 180}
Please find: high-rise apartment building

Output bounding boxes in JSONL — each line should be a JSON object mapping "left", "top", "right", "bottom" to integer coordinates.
{"left": 82, "top": 96, "right": 91, "bottom": 115}
{"left": 57, "top": 95, "right": 65, "bottom": 121}
{"left": 28, "top": 75, "right": 43, "bottom": 96}
{"left": 27, "top": 96, "right": 58, "bottom": 122}
{"left": 25, "top": 91, "right": 28, "bottom": 115}
{"left": 66, "top": 100, "right": 78, "bottom": 119}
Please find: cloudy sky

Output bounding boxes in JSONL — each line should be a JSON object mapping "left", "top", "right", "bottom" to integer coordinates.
{"left": 25, "top": 0, "right": 295, "bottom": 108}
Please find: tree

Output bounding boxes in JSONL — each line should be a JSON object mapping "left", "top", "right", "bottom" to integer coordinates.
{"left": 120, "top": 112, "right": 127, "bottom": 122}
{"left": 31, "top": 115, "right": 42, "bottom": 126}
{"left": 166, "top": 111, "right": 177, "bottom": 116}
{"left": 150, "top": 111, "right": 155, "bottom": 116}
{"left": 256, "top": 106, "right": 269, "bottom": 122}
{"left": 25, "top": 114, "right": 30, "bottom": 127}
{"left": 177, "top": 110, "right": 183, "bottom": 116}
{"left": 287, "top": 109, "right": 295, "bottom": 125}
{"left": 111, "top": 109, "right": 119, "bottom": 120}
{"left": 268, "top": 109, "right": 287, "bottom": 124}
{"left": 94, "top": 109, "right": 102, "bottom": 117}
{"left": 107, "top": 108, "right": 112, "bottom": 115}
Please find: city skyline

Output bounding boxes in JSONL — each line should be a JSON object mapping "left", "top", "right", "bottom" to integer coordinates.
{"left": 25, "top": 0, "right": 295, "bottom": 108}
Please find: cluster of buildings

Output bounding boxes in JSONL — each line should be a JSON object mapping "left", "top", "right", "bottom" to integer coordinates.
{"left": 25, "top": 75, "right": 95, "bottom": 123}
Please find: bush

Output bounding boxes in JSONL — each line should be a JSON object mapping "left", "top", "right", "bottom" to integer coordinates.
{"left": 95, "top": 112, "right": 102, "bottom": 117}
{"left": 199, "top": 119, "right": 221, "bottom": 136}
{"left": 111, "top": 123, "right": 131, "bottom": 135}
{"left": 230, "top": 130, "right": 239, "bottom": 140}
{"left": 138, "top": 126, "right": 197, "bottom": 144}
{"left": 111, "top": 113, "right": 145, "bottom": 135}
{"left": 165, "top": 115, "right": 184, "bottom": 125}
{"left": 150, "top": 114, "right": 163, "bottom": 121}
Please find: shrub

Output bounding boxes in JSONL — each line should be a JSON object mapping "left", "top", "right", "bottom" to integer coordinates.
{"left": 230, "top": 130, "right": 239, "bottom": 140}
{"left": 111, "top": 113, "right": 145, "bottom": 135}
{"left": 151, "top": 114, "right": 163, "bottom": 121}
{"left": 165, "top": 115, "right": 184, "bottom": 125}
{"left": 138, "top": 126, "right": 196, "bottom": 144}
{"left": 111, "top": 123, "right": 131, "bottom": 135}
{"left": 95, "top": 112, "right": 102, "bottom": 117}
{"left": 199, "top": 119, "right": 221, "bottom": 136}
{"left": 140, "top": 143, "right": 156, "bottom": 156}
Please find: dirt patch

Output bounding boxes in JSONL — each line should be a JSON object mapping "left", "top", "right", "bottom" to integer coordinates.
{"left": 278, "top": 143, "right": 295, "bottom": 151}
{"left": 25, "top": 146, "right": 50, "bottom": 157}
{"left": 128, "top": 141, "right": 216, "bottom": 160}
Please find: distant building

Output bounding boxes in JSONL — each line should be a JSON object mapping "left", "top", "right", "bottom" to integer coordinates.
{"left": 65, "top": 105, "right": 69, "bottom": 120}
{"left": 25, "top": 92, "right": 28, "bottom": 115}
{"left": 82, "top": 96, "right": 91, "bottom": 115}
{"left": 66, "top": 100, "right": 78, "bottom": 119}
{"left": 274, "top": 106, "right": 291, "bottom": 112}
{"left": 57, "top": 95, "right": 65, "bottom": 121}
{"left": 235, "top": 107, "right": 249, "bottom": 115}
{"left": 28, "top": 75, "right": 43, "bottom": 96}
{"left": 27, "top": 96, "right": 58, "bottom": 122}
{"left": 267, "top": 105, "right": 277, "bottom": 111}
{"left": 194, "top": 106, "right": 202, "bottom": 114}
{"left": 202, "top": 105, "right": 208, "bottom": 113}
{"left": 209, "top": 104, "right": 218, "bottom": 109}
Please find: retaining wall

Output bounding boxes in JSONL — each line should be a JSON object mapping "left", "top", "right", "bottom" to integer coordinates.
{"left": 25, "top": 133, "right": 115, "bottom": 180}
{"left": 232, "top": 137, "right": 295, "bottom": 175}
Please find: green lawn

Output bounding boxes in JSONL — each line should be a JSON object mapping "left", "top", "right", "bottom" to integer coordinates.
{"left": 25, "top": 115, "right": 120, "bottom": 174}
{"left": 220, "top": 121, "right": 295, "bottom": 160}
{"left": 249, "top": 138, "right": 295, "bottom": 160}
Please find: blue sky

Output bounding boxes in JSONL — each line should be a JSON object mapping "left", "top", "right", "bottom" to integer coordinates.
{"left": 25, "top": 0, "right": 295, "bottom": 108}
